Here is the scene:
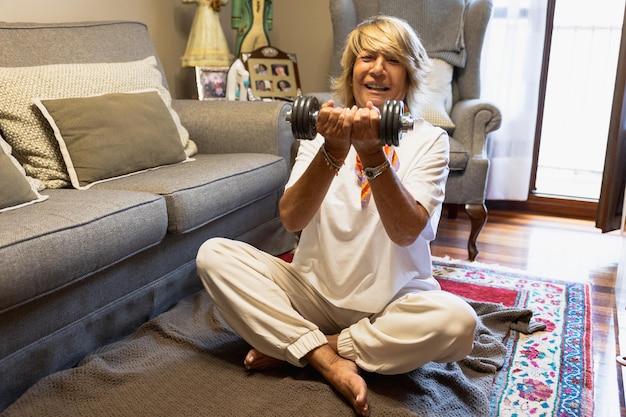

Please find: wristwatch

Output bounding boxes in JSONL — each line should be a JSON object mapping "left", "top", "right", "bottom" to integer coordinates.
{"left": 363, "top": 159, "right": 390, "bottom": 180}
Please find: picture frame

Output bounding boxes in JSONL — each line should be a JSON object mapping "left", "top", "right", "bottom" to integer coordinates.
{"left": 195, "top": 66, "right": 229, "bottom": 100}
{"left": 241, "top": 46, "right": 301, "bottom": 99}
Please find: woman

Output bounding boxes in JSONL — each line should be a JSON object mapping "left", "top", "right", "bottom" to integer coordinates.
{"left": 197, "top": 16, "right": 477, "bottom": 416}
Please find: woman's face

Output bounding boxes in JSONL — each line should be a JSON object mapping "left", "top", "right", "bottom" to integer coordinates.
{"left": 352, "top": 50, "right": 408, "bottom": 109}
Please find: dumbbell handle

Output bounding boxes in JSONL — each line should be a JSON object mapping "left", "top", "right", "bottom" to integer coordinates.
{"left": 285, "top": 109, "right": 317, "bottom": 124}
{"left": 286, "top": 96, "right": 414, "bottom": 146}
{"left": 398, "top": 114, "right": 415, "bottom": 131}
{"left": 286, "top": 110, "right": 414, "bottom": 131}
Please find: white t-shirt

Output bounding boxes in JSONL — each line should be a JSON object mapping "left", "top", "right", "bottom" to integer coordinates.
{"left": 286, "top": 119, "right": 450, "bottom": 313}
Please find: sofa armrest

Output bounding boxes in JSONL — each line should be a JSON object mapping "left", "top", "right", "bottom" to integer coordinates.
{"left": 450, "top": 99, "right": 502, "bottom": 157}
{"left": 172, "top": 99, "right": 295, "bottom": 168}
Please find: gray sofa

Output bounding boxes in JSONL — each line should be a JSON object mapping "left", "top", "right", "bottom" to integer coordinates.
{"left": 0, "top": 21, "right": 295, "bottom": 410}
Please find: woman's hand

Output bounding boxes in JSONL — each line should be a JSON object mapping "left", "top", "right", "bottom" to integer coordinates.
{"left": 316, "top": 100, "right": 353, "bottom": 161}
{"left": 350, "top": 101, "right": 384, "bottom": 157}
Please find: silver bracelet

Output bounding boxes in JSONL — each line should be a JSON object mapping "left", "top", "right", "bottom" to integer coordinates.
{"left": 320, "top": 145, "right": 343, "bottom": 175}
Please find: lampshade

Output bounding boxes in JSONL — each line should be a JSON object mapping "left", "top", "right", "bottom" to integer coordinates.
{"left": 182, "top": 1, "right": 233, "bottom": 67}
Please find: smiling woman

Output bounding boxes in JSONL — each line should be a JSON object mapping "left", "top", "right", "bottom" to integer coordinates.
{"left": 195, "top": 15, "right": 465, "bottom": 417}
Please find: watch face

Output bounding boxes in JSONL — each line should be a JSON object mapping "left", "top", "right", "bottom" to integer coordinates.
{"left": 363, "top": 159, "right": 390, "bottom": 179}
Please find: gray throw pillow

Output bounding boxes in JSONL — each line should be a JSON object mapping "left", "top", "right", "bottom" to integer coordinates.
{"left": 0, "top": 148, "right": 47, "bottom": 212}
{"left": 34, "top": 89, "right": 188, "bottom": 189}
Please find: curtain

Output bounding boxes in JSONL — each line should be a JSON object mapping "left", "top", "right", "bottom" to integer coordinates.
{"left": 481, "top": 0, "right": 548, "bottom": 200}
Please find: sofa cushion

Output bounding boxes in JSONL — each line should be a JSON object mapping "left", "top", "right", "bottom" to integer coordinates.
{"left": 93, "top": 153, "right": 288, "bottom": 234}
{"left": 0, "top": 189, "right": 167, "bottom": 312}
{"left": 34, "top": 90, "right": 188, "bottom": 189}
{"left": 0, "top": 56, "right": 193, "bottom": 189}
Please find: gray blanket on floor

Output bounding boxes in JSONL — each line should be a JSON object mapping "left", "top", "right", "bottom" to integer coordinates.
{"left": 1, "top": 291, "right": 544, "bottom": 417}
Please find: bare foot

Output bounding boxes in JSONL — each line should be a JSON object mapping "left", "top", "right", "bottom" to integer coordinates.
{"left": 244, "top": 348, "right": 287, "bottom": 370}
{"left": 306, "top": 345, "right": 369, "bottom": 416}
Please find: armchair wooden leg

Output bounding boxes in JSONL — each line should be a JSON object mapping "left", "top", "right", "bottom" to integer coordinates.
{"left": 465, "top": 203, "right": 487, "bottom": 261}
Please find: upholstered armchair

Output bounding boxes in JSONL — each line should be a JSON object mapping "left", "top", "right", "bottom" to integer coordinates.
{"left": 324, "top": 0, "right": 502, "bottom": 261}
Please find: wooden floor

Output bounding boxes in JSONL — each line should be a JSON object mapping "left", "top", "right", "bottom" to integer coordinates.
{"left": 431, "top": 207, "right": 626, "bottom": 417}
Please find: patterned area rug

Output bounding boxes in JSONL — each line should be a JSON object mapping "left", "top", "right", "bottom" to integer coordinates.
{"left": 433, "top": 257, "right": 594, "bottom": 417}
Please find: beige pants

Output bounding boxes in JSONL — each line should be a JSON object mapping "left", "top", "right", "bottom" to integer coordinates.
{"left": 196, "top": 238, "right": 477, "bottom": 375}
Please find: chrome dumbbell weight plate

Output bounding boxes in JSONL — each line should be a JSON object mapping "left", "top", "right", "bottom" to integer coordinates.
{"left": 286, "top": 96, "right": 414, "bottom": 146}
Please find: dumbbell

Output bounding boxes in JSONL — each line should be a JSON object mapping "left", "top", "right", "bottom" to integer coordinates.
{"left": 285, "top": 95, "right": 414, "bottom": 146}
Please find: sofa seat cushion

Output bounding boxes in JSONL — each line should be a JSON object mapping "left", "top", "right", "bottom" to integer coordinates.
{"left": 92, "top": 153, "right": 288, "bottom": 234}
{"left": 448, "top": 137, "right": 469, "bottom": 172}
{"left": 0, "top": 189, "right": 167, "bottom": 312}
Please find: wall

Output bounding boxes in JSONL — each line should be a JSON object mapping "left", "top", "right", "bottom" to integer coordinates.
{"left": 0, "top": 0, "right": 333, "bottom": 99}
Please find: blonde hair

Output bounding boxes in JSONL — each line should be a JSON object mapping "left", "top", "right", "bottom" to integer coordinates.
{"left": 331, "top": 15, "right": 431, "bottom": 117}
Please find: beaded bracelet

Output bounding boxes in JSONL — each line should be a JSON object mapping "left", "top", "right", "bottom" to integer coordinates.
{"left": 320, "top": 145, "right": 344, "bottom": 175}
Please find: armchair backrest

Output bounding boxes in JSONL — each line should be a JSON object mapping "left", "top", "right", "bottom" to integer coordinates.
{"left": 328, "top": 0, "right": 493, "bottom": 103}
{"left": 0, "top": 21, "right": 168, "bottom": 89}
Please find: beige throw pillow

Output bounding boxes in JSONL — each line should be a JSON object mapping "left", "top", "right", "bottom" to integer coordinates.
{"left": 422, "top": 58, "right": 455, "bottom": 132}
{"left": 0, "top": 56, "right": 194, "bottom": 188}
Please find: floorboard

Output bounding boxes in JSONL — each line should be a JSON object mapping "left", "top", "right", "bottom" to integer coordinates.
{"left": 431, "top": 207, "right": 626, "bottom": 416}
